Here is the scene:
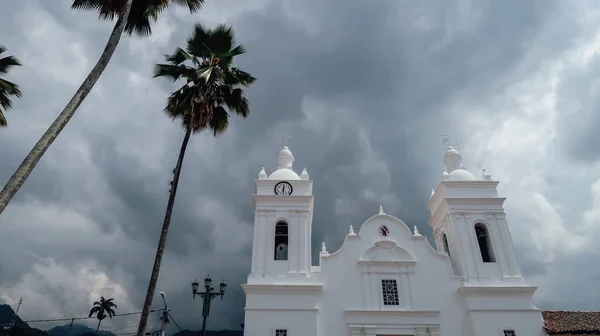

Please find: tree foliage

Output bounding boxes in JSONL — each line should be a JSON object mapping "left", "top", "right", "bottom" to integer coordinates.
{"left": 0, "top": 46, "right": 22, "bottom": 127}
{"left": 154, "top": 23, "right": 256, "bottom": 135}
{"left": 71, "top": 0, "right": 204, "bottom": 36}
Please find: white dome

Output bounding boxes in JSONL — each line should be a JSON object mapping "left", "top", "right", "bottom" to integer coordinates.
{"left": 268, "top": 146, "right": 301, "bottom": 180}
{"left": 448, "top": 169, "right": 477, "bottom": 181}
{"left": 269, "top": 168, "right": 301, "bottom": 180}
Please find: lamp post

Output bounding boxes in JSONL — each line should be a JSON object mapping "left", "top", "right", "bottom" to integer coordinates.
{"left": 192, "top": 275, "right": 227, "bottom": 336}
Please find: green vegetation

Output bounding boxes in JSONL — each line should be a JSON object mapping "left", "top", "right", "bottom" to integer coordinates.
{"left": 0, "top": 45, "right": 22, "bottom": 127}
{"left": 136, "top": 22, "right": 255, "bottom": 336}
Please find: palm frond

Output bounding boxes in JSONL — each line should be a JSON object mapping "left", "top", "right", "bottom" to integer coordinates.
{"left": 171, "top": 0, "right": 204, "bottom": 12}
{"left": 154, "top": 63, "right": 194, "bottom": 81}
{"left": 71, "top": 0, "right": 203, "bottom": 36}
{"left": 88, "top": 306, "right": 101, "bottom": 317}
{"left": 0, "top": 55, "right": 22, "bottom": 74}
{"left": 209, "top": 105, "right": 229, "bottom": 136}
{"left": 165, "top": 47, "right": 192, "bottom": 65}
{"left": 155, "top": 22, "right": 255, "bottom": 135}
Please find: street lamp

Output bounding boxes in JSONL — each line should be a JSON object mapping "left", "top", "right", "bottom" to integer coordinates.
{"left": 192, "top": 275, "right": 227, "bottom": 336}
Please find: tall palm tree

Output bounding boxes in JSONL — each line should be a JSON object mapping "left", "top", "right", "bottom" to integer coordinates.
{"left": 0, "top": 46, "right": 22, "bottom": 127}
{"left": 135, "top": 23, "right": 256, "bottom": 336}
{"left": 88, "top": 297, "right": 117, "bottom": 335}
{"left": 0, "top": 0, "right": 204, "bottom": 215}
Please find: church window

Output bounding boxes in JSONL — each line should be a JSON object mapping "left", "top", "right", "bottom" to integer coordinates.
{"left": 442, "top": 233, "right": 451, "bottom": 258}
{"left": 275, "top": 329, "right": 287, "bottom": 336}
{"left": 381, "top": 279, "right": 399, "bottom": 306}
{"left": 503, "top": 330, "right": 515, "bottom": 336}
{"left": 474, "top": 223, "right": 496, "bottom": 263}
{"left": 274, "top": 222, "right": 289, "bottom": 260}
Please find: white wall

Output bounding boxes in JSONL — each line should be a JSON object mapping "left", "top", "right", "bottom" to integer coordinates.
{"left": 243, "top": 213, "right": 545, "bottom": 336}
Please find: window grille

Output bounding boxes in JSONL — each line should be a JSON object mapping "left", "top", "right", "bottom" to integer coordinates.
{"left": 381, "top": 279, "right": 399, "bottom": 306}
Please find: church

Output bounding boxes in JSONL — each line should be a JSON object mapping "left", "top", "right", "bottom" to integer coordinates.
{"left": 240, "top": 145, "right": 587, "bottom": 336}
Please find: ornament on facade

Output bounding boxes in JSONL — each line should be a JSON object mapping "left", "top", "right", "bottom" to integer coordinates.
{"left": 258, "top": 167, "right": 267, "bottom": 180}
{"left": 378, "top": 205, "right": 385, "bottom": 215}
{"left": 413, "top": 225, "right": 421, "bottom": 237}
{"left": 300, "top": 167, "right": 309, "bottom": 180}
{"left": 321, "top": 241, "right": 327, "bottom": 252}
{"left": 348, "top": 225, "right": 355, "bottom": 235}
{"left": 379, "top": 225, "right": 390, "bottom": 237}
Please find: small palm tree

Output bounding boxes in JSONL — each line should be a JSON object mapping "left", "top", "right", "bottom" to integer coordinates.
{"left": 0, "top": 46, "right": 22, "bottom": 127}
{"left": 135, "top": 22, "right": 255, "bottom": 336}
{"left": 0, "top": 0, "right": 204, "bottom": 215}
{"left": 88, "top": 297, "right": 117, "bottom": 335}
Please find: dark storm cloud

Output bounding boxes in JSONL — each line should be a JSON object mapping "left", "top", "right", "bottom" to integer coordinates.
{"left": 1, "top": 0, "right": 599, "bottom": 331}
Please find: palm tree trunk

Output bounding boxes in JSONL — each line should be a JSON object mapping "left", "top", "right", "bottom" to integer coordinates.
{"left": 95, "top": 320, "right": 102, "bottom": 335}
{"left": 0, "top": 0, "right": 133, "bottom": 216}
{"left": 136, "top": 127, "right": 193, "bottom": 336}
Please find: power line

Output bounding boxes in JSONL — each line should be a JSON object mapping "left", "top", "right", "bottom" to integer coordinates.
{"left": 148, "top": 318, "right": 161, "bottom": 334}
{"left": 106, "top": 318, "right": 160, "bottom": 333}
{"left": 22, "top": 309, "right": 161, "bottom": 323}
{"left": 167, "top": 313, "right": 182, "bottom": 333}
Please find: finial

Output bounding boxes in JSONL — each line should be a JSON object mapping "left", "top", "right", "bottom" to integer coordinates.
{"left": 348, "top": 225, "right": 355, "bottom": 235}
{"left": 441, "top": 133, "right": 461, "bottom": 151}
{"left": 413, "top": 225, "right": 421, "bottom": 237}
{"left": 258, "top": 167, "right": 267, "bottom": 180}
{"left": 378, "top": 205, "right": 385, "bottom": 215}
{"left": 300, "top": 167, "right": 309, "bottom": 180}
{"left": 321, "top": 241, "right": 327, "bottom": 252}
{"left": 430, "top": 188, "right": 435, "bottom": 198}
{"left": 278, "top": 132, "right": 292, "bottom": 148}
{"left": 481, "top": 168, "right": 492, "bottom": 181}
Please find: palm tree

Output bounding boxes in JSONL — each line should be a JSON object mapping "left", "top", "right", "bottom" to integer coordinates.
{"left": 88, "top": 297, "right": 117, "bottom": 335}
{"left": 135, "top": 23, "right": 256, "bottom": 336}
{"left": 0, "top": 46, "right": 22, "bottom": 127}
{"left": 0, "top": 0, "right": 204, "bottom": 215}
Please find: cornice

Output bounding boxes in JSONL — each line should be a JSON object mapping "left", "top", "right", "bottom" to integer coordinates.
{"left": 458, "top": 285, "right": 538, "bottom": 295}
{"left": 255, "top": 179, "right": 312, "bottom": 186}
{"left": 442, "top": 180, "right": 499, "bottom": 188}
{"left": 244, "top": 307, "right": 318, "bottom": 312}
{"left": 242, "top": 284, "right": 323, "bottom": 295}
{"left": 344, "top": 309, "right": 440, "bottom": 317}
{"left": 444, "top": 197, "right": 506, "bottom": 206}
{"left": 357, "top": 260, "right": 417, "bottom": 267}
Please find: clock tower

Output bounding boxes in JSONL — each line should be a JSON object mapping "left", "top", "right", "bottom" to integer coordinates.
{"left": 248, "top": 146, "right": 315, "bottom": 283}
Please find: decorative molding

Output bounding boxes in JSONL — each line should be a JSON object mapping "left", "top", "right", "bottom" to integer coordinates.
{"left": 357, "top": 260, "right": 417, "bottom": 268}
{"left": 445, "top": 197, "right": 506, "bottom": 206}
{"left": 244, "top": 307, "right": 319, "bottom": 312}
{"left": 458, "top": 285, "right": 538, "bottom": 295}
{"left": 347, "top": 324, "right": 440, "bottom": 336}
{"left": 242, "top": 284, "right": 323, "bottom": 295}
{"left": 442, "top": 180, "right": 499, "bottom": 188}
{"left": 466, "top": 308, "right": 541, "bottom": 312}
{"left": 344, "top": 309, "right": 440, "bottom": 317}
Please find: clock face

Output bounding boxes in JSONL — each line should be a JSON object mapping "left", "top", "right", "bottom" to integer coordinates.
{"left": 274, "top": 181, "right": 293, "bottom": 196}
{"left": 379, "top": 225, "right": 390, "bottom": 237}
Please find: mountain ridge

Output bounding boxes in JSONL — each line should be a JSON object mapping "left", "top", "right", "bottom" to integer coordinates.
{"left": 0, "top": 305, "right": 242, "bottom": 336}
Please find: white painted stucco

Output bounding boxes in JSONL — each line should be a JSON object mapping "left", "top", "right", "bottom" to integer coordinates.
{"left": 242, "top": 146, "right": 546, "bottom": 336}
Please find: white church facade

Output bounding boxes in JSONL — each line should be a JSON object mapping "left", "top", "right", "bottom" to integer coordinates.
{"left": 241, "top": 145, "right": 546, "bottom": 336}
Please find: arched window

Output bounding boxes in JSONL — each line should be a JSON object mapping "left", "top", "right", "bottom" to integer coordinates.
{"left": 474, "top": 223, "right": 496, "bottom": 263}
{"left": 442, "top": 233, "right": 451, "bottom": 258}
{"left": 274, "top": 221, "right": 288, "bottom": 260}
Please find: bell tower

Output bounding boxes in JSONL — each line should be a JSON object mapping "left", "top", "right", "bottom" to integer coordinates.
{"left": 427, "top": 147, "right": 524, "bottom": 283}
{"left": 248, "top": 146, "right": 314, "bottom": 283}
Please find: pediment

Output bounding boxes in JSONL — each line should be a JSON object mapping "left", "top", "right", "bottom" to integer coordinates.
{"left": 359, "top": 240, "right": 416, "bottom": 264}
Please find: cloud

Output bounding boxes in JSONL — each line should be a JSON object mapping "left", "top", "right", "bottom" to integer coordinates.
{"left": 1, "top": 0, "right": 600, "bottom": 332}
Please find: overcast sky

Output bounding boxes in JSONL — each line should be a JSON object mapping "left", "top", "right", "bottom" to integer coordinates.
{"left": 1, "top": 0, "right": 600, "bottom": 333}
